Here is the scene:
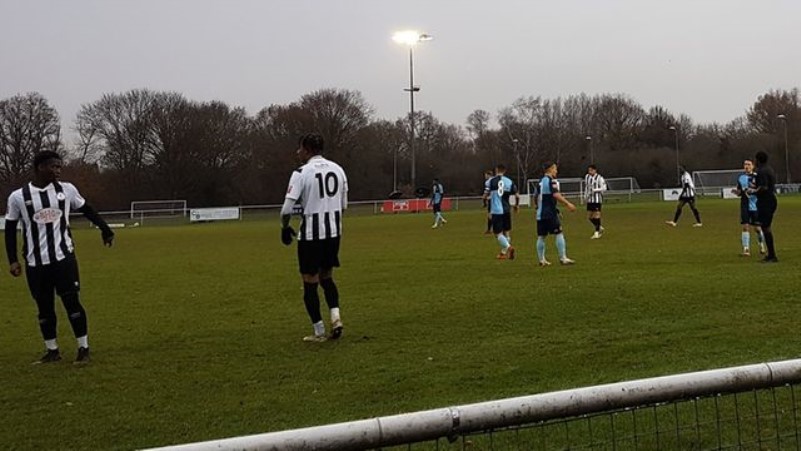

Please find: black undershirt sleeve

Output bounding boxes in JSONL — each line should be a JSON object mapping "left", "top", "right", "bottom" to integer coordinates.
{"left": 5, "top": 220, "right": 19, "bottom": 265}
{"left": 77, "top": 203, "right": 113, "bottom": 237}
{"left": 754, "top": 171, "right": 767, "bottom": 193}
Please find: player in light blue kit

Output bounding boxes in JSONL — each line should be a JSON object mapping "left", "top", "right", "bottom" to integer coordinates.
{"left": 731, "top": 158, "right": 765, "bottom": 257}
{"left": 483, "top": 165, "right": 519, "bottom": 259}
{"left": 430, "top": 178, "right": 447, "bottom": 228}
{"left": 536, "top": 162, "right": 577, "bottom": 266}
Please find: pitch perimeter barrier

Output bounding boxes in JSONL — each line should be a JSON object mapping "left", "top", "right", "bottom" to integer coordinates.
{"left": 147, "top": 359, "right": 801, "bottom": 450}
{"left": 55, "top": 190, "right": 801, "bottom": 229}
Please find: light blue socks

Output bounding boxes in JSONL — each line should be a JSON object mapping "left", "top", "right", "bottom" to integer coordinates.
{"left": 536, "top": 237, "right": 546, "bottom": 261}
{"left": 556, "top": 233, "right": 567, "bottom": 259}
{"left": 497, "top": 234, "right": 510, "bottom": 251}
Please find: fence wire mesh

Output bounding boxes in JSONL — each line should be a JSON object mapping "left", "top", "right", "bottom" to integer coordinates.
{"left": 384, "top": 383, "right": 801, "bottom": 451}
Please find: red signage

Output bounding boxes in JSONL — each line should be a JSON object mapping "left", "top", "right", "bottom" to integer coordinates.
{"left": 381, "top": 198, "right": 452, "bottom": 213}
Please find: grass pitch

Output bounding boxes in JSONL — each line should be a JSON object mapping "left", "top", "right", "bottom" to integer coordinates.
{"left": 1, "top": 197, "right": 799, "bottom": 449}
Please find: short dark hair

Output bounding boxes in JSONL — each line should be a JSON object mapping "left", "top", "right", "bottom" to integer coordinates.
{"left": 298, "top": 133, "right": 324, "bottom": 154}
{"left": 588, "top": 164, "right": 597, "bottom": 171}
{"left": 743, "top": 158, "right": 754, "bottom": 164}
{"left": 542, "top": 161, "right": 555, "bottom": 172}
{"left": 755, "top": 151, "right": 769, "bottom": 164}
{"left": 33, "top": 151, "right": 62, "bottom": 169}
{"left": 495, "top": 164, "right": 506, "bottom": 172}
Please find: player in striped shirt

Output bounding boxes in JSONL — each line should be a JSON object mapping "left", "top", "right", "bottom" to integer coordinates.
{"left": 430, "top": 178, "right": 447, "bottom": 228}
{"left": 583, "top": 165, "right": 607, "bottom": 239}
{"left": 281, "top": 134, "right": 348, "bottom": 342}
{"left": 4, "top": 151, "right": 114, "bottom": 364}
{"left": 536, "top": 162, "right": 577, "bottom": 266}
{"left": 483, "top": 170, "right": 493, "bottom": 234}
{"left": 731, "top": 159, "right": 765, "bottom": 257}
{"left": 483, "top": 165, "right": 519, "bottom": 259}
{"left": 665, "top": 167, "right": 702, "bottom": 227}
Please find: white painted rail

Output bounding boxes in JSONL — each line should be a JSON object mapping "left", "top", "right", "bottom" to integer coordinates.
{"left": 146, "top": 359, "right": 801, "bottom": 451}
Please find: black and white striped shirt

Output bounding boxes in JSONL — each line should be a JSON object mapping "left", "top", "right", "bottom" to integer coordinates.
{"left": 679, "top": 171, "right": 696, "bottom": 199}
{"left": 584, "top": 173, "right": 607, "bottom": 204}
{"left": 285, "top": 156, "right": 348, "bottom": 241}
{"left": 5, "top": 182, "right": 85, "bottom": 267}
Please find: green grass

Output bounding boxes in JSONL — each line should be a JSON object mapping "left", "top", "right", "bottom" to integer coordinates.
{"left": 1, "top": 197, "right": 800, "bottom": 450}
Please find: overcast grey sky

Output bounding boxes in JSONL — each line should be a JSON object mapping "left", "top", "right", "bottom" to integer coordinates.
{"left": 1, "top": 0, "right": 799, "bottom": 138}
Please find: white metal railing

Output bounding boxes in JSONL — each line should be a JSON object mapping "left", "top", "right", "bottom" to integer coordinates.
{"left": 146, "top": 359, "right": 801, "bottom": 451}
{"left": 50, "top": 187, "right": 798, "bottom": 225}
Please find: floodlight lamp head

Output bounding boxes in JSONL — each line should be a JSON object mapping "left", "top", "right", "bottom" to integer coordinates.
{"left": 777, "top": 114, "right": 787, "bottom": 120}
{"left": 393, "top": 30, "right": 432, "bottom": 46}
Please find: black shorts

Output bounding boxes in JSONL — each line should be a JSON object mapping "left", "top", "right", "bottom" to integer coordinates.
{"left": 25, "top": 253, "right": 81, "bottom": 301}
{"left": 491, "top": 213, "right": 512, "bottom": 234}
{"left": 740, "top": 206, "right": 759, "bottom": 226}
{"left": 297, "top": 237, "right": 341, "bottom": 275}
{"left": 432, "top": 202, "right": 442, "bottom": 213}
{"left": 757, "top": 197, "right": 777, "bottom": 228}
{"left": 586, "top": 203, "right": 602, "bottom": 212}
{"left": 537, "top": 217, "right": 562, "bottom": 236}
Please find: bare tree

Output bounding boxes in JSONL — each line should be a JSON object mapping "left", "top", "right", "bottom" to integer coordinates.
{"left": 640, "top": 105, "right": 678, "bottom": 148}
{"left": 359, "top": 119, "right": 408, "bottom": 195}
{"left": 466, "top": 109, "right": 491, "bottom": 142}
{"left": 747, "top": 88, "right": 800, "bottom": 134}
{"left": 593, "top": 94, "right": 645, "bottom": 152}
{"left": 299, "top": 88, "right": 372, "bottom": 162}
{"left": 0, "top": 92, "right": 61, "bottom": 187}
{"left": 498, "top": 96, "right": 545, "bottom": 180}
{"left": 71, "top": 120, "right": 103, "bottom": 164}
{"left": 75, "top": 89, "right": 159, "bottom": 181}
{"left": 147, "top": 92, "right": 196, "bottom": 199}
{"left": 31, "top": 85, "right": 799, "bottom": 205}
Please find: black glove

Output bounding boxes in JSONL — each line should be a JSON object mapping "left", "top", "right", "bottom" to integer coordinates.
{"left": 101, "top": 229, "right": 115, "bottom": 247}
{"left": 281, "top": 226, "right": 296, "bottom": 246}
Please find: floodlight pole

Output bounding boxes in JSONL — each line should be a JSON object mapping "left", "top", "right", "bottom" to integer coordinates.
{"left": 513, "top": 138, "right": 520, "bottom": 189}
{"left": 778, "top": 114, "right": 790, "bottom": 183}
{"left": 407, "top": 46, "right": 417, "bottom": 191}
{"left": 393, "top": 145, "right": 398, "bottom": 192}
{"left": 669, "top": 126, "right": 680, "bottom": 184}
{"left": 395, "top": 31, "right": 430, "bottom": 193}
{"left": 585, "top": 136, "right": 593, "bottom": 165}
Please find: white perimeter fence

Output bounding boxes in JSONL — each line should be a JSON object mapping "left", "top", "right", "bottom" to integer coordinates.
{"left": 51, "top": 182, "right": 800, "bottom": 229}
{"left": 147, "top": 358, "right": 801, "bottom": 450}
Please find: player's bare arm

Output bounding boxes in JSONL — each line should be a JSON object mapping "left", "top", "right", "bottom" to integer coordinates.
{"left": 554, "top": 192, "right": 577, "bottom": 212}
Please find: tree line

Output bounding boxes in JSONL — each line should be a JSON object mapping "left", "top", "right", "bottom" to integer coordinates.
{"left": 0, "top": 87, "right": 798, "bottom": 211}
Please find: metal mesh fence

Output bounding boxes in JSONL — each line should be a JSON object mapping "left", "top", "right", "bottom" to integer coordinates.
{"left": 385, "top": 384, "right": 801, "bottom": 451}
